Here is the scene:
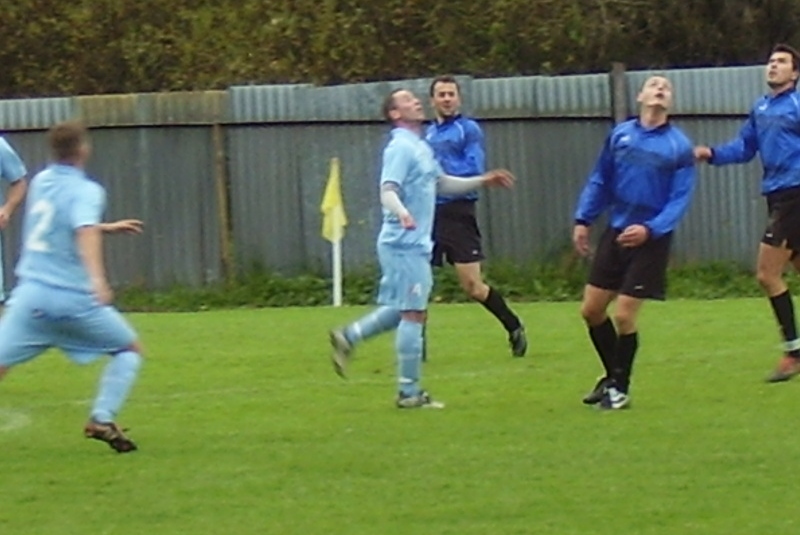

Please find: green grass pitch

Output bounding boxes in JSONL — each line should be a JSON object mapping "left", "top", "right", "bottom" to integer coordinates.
{"left": 1, "top": 299, "right": 799, "bottom": 534}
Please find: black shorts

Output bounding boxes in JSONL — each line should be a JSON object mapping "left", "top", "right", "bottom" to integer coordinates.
{"left": 587, "top": 226, "right": 673, "bottom": 300}
{"left": 762, "top": 185, "right": 800, "bottom": 253}
{"left": 431, "top": 200, "right": 485, "bottom": 266}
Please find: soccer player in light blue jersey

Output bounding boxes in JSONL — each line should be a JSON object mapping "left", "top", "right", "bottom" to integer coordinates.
{"left": 328, "top": 88, "right": 514, "bottom": 409}
{"left": 0, "top": 121, "right": 145, "bottom": 453}
{"left": 0, "top": 136, "right": 29, "bottom": 301}
{"left": 573, "top": 76, "right": 696, "bottom": 410}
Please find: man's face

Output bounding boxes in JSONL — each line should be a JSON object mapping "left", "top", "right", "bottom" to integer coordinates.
{"left": 636, "top": 76, "right": 673, "bottom": 111}
{"left": 766, "top": 51, "right": 798, "bottom": 89}
{"left": 430, "top": 82, "right": 461, "bottom": 118}
{"left": 389, "top": 90, "right": 426, "bottom": 124}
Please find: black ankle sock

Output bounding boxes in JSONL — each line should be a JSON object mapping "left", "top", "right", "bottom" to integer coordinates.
{"left": 589, "top": 317, "right": 618, "bottom": 377}
{"left": 480, "top": 286, "right": 521, "bottom": 332}
{"left": 613, "top": 332, "right": 638, "bottom": 393}
{"left": 770, "top": 291, "right": 800, "bottom": 357}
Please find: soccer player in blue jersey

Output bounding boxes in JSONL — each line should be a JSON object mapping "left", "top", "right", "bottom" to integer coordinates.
{"left": 0, "top": 136, "right": 29, "bottom": 301}
{"left": 328, "top": 88, "right": 514, "bottom": 409}
{"left": 425, "top": 76, "right": 526, "bottom": 358}
{"left": 695, "top": 43, "right": 800, "bottom": 383}
{"left": 573, "top": 75, "right": 696, "bottom": 410}
{"left": 0, "top": 121, "right": 144, "bottom": 452}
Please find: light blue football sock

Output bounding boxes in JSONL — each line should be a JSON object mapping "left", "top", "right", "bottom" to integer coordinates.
{"left": 91, "top": 350, "right": 142, "bottom": 423}
{"left": 396, "top": 319, "right": 423, "bottom": 397}
{"left": 344, "top": 306, "right": 401, "bottom": 345}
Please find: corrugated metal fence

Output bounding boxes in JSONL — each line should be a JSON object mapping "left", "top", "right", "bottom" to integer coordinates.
{"left": 0, "top": 65, "right": 772, "bottom": 290}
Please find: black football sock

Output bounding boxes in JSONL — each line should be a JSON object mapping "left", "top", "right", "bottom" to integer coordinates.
{"left": 613, "top": 332, "right": 638, "bottom": 393}
{"left": 588, "top": 317, "right": 618, "bottom": 377}
{"left": 480, "top": 286, "right": 521, "bottom": 332}
{"left": 769, "top": 291, "right": 800, "bottom": 358}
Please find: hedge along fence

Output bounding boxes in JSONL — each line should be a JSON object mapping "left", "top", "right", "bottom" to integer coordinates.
{"left": 1, "top": 0, "right": 795, "bottom": 98}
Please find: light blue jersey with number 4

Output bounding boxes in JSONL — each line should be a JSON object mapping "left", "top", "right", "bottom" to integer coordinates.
{"left": 378, "top": 128, "right": 441, "bottom": 253}
{"left": 15, "top": 164, "right": 105, "bottom": 293}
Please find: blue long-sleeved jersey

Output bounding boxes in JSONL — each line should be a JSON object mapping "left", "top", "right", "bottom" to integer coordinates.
{"left": 574, "top": 119, "right": 696, "bottom": 239}
{"left": 425, "top": 115, "right": 484, "bottom": 204}
{"left": 711, "top": 89, "right": 800, "bottom": 194}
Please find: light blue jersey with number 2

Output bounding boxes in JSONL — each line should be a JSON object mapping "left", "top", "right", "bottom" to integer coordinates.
{"left": 15, "top": 164, "right": 105, "bottom": 293}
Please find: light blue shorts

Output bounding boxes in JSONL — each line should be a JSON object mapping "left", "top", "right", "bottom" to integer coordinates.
{"left": 376, "top": 245, "right": 432, "bottom": 311}
{"left": 0, "top": 281, "right": 138, "bottom": 367}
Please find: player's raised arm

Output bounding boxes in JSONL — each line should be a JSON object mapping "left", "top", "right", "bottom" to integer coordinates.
{"left": 436, "top": 168, "right": 515, "bottom": 194}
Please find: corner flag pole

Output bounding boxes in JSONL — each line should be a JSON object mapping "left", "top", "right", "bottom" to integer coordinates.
{"left": 320, "top": 157, "right": 347, "bottom": 307}
{"left": 331, "top": 209, "right": 343, "bottom": 307}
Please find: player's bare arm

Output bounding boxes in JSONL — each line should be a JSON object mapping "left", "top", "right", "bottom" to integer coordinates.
{"left": 572, "top": 224, "right": 591, "bottom": 257}
{"left": 0, "top": 178, "right": 27, "bottom": 229}
{"left": 481, "top": 169, "right": 515, "bottom": 188}
{"left": 76, "top": 225, "right": 113, "bottom": 304}
{"left": 100, "top": 219, "right": 144, "bottom": 234}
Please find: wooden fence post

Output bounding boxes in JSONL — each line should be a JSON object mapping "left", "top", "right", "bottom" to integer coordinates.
{"left": 212, "top": 122, "right": 234, "bottom": 282}
{"left": 609, "top": 62, "right": 628, "bottom": 124}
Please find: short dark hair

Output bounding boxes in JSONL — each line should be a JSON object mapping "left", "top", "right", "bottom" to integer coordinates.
{"left": 429, "top": 75, "right": 460, "bottom": 97}
{"left": 381, "top": 89, "right": 404, "bottom": 123}
{"left": 772, "top": 43, "right": 800, "bottom": 72}
{"left": 47, "top": 120, "right": 88, "bottom": 162}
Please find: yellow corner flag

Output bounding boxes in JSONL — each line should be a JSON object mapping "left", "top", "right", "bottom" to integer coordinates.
{"left": 321, "top": 157, "right": 348, "bottom": 242}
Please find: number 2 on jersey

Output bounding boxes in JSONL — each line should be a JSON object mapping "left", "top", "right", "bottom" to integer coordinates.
{"left": 26, "top": 200, "right": 55, "bottom": 252}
